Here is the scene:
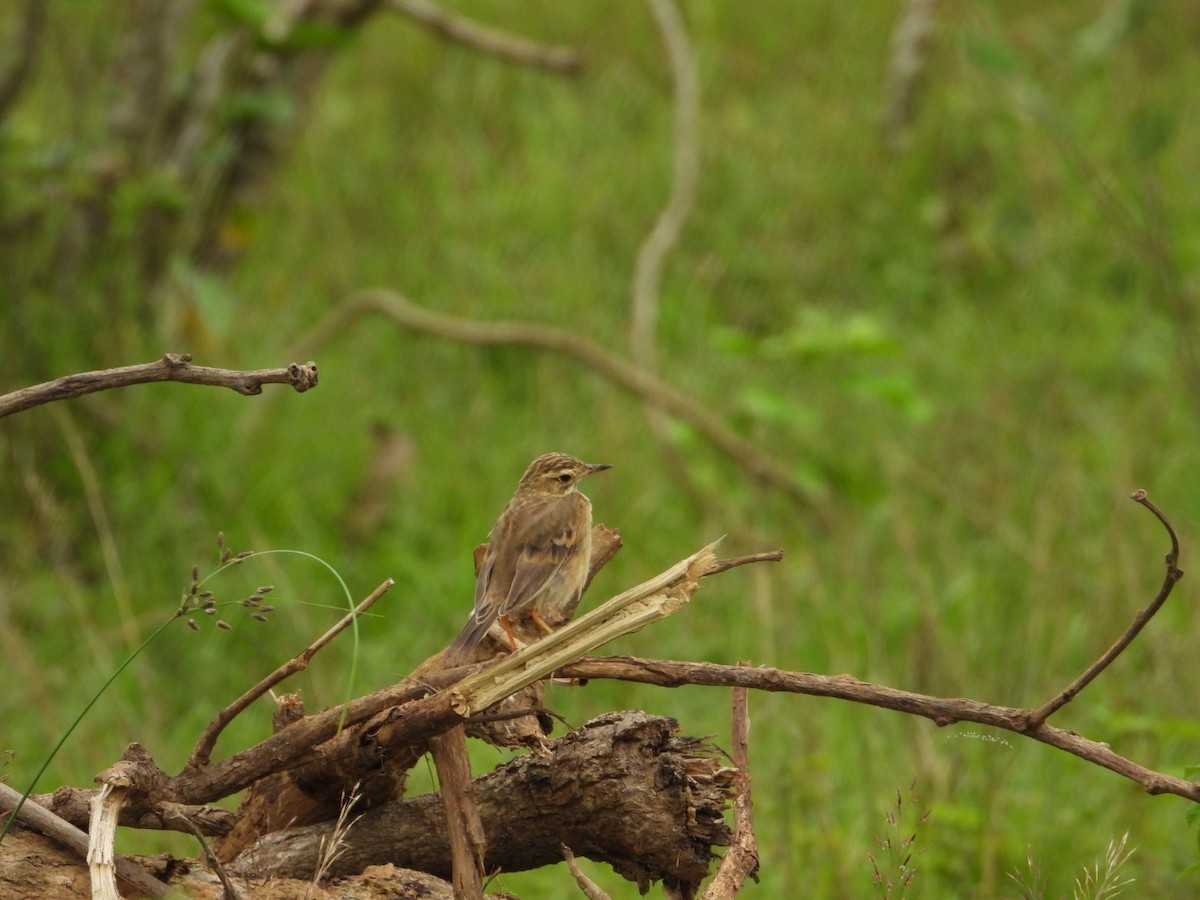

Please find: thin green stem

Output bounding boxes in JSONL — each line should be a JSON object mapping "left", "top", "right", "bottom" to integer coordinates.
{"left": 1, "top": 547, "right": 359, "bottom": 842}
{"left": 1, "top": 615, "right": 178, "bottom": 841}
{"left": 235, "top": 550, "right": 360, "bottom": 730}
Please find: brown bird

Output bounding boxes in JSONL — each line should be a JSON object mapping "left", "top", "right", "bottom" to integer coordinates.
{"left": 445, "top": 452, "right": 611, "bottom": 663}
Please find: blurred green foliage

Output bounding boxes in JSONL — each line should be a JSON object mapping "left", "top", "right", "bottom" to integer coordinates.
{"left": 2, "top": 0, "right": 1200, "bottom": 896}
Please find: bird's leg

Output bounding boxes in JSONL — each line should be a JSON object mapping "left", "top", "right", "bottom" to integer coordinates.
{"left": 529, "top": 610, "right": 555, "bottom": 636}
{"left": 499, "top": 614, "right": 519, "bottom": 652}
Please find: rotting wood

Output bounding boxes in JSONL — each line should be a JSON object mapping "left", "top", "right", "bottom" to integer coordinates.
{"left": 230, "top": 712, "right": 733, "bottom": 895}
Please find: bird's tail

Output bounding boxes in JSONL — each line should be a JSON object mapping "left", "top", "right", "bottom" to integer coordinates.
{"left": 443, "top": 613, "right": 495, "bottom": 664}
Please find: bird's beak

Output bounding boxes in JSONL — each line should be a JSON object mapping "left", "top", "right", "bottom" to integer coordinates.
{"left": 584, "top": 463, "right": 613, "bottom": 476}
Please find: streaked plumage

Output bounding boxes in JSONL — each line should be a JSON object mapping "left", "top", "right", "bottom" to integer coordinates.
{"left": 445, "top": 453, "right": 611, "bottom": 663}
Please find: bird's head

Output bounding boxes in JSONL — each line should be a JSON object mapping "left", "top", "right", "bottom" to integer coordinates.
{"left": 518, "top": 452, "right": 612, "bottom": 496}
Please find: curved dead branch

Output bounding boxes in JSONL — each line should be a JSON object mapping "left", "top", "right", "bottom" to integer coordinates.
{"left": 1023, "top": 489, "right": 1183, "bottom": 728}
{"left": 390, "top": 0, "right": 581, "bottom": 73}
{"left": 631, "top": 0, "right": 700, "bottom": 371}
{"left": 292, "top": 290, "right": 817, "bottom": 505}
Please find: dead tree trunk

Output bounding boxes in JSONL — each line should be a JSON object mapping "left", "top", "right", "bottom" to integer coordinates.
{"left": 231, "top": 712, "right": 732, "bottom": 893}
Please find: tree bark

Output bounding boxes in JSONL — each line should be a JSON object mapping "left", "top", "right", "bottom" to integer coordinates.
{"left": 231, "top": 712, "right": 733, "bottom": 895}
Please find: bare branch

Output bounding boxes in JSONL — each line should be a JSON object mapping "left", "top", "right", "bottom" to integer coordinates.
{"left": 0, "top": 354, "right": 318, "bottom": 418}
{"left": 559, "top": 656, "right": 1200, "bottom": 803}
{"left": 170, "top": 667, "right": 476, "bottom": 809}
{"left": 390, "top": 0, "right": 580, "bottom": 73}
{"left": 631, "top": 0, "right": 700, "bottom": 371}
{"left": 188, "top": 579, "right": 393, "bottom": 768}
{"left": 297, "top": 291, "right": 817, "bottom": 505}
{"left": 1024, "top": 490, "right": 1184, "bottom": 728}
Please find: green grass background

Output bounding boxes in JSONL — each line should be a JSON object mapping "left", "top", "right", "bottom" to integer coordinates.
{"left": 3, "top": 1, "right": 1200, "bottom": 896}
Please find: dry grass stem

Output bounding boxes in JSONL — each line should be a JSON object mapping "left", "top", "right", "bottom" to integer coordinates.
{"left": 306, "top": 784, "right": 363, "bottom": 899}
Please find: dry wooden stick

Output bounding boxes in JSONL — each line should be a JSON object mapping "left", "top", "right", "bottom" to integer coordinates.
{"left": 702, "top": 663, "right": 759, "bottom": 899}
{"left": 1023, "top": 489, "right": 1183, "bottom": 729}
{"left": 707, "top": 550, "right": 784, "bottom": 576}
{"left": 390, "top": 0, "right": 581, "bottom": 73}
{"left": 560, "top": 656, "right": 1200, "bottom": 803}
{"left": 188, "top": 578, "right": 393, "bottom": 768}
{"left": 0, "top": 353, "right": 318, "bottom": 418}
{"left": 429, "top": 726, "right": 485, "bottom": 899}
{"left": 167, "top": 667, "right": 477, "bottom": 809}
{"left": 87, "top": 783, "right": 125, "bottom": 900}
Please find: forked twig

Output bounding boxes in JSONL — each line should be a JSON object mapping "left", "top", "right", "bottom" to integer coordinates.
{"left": 1023, "top": 490, "right": 1183, "bottom": 729}
{"left": 188, "top": 579, "right": 393, "bottom": 768}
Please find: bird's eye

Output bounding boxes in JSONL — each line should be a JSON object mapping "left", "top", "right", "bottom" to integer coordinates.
{"left": 557, "top": 472, "right": 572, "bottom": 483}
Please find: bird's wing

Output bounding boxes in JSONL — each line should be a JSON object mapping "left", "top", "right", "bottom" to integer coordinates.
{"left": 498, "top": 498, "right": 584, "bottom": 616}
{"left": 445, "top": 495, "right": 584, "bottom": 662}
